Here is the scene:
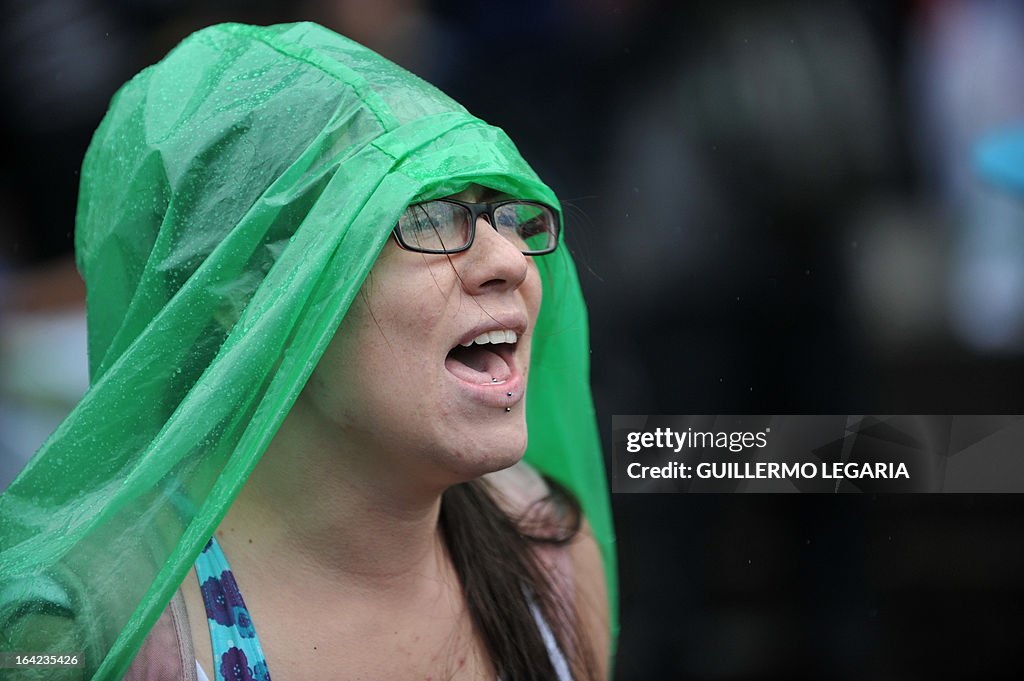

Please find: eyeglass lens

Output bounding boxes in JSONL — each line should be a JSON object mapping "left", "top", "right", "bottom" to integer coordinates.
{"left": 397, "top": 201, "right": 557, "bottom": 254}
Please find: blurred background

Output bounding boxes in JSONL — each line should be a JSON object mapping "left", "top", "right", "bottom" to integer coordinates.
{"left": 2, "top": 0, "right": 1023, "bottom": 678}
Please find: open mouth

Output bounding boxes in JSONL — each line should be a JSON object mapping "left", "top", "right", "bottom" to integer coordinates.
{"left": 445, "top": 329, "right": 518, "bottom": 385}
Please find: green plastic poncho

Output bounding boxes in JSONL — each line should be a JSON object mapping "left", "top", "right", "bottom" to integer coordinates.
{"left": 0, "top": 21, "right": 615, "bottom": 680}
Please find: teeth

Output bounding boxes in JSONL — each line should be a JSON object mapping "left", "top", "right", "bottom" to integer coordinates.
{"left": 460, "top": 329, "right": 519, "bottom": 347}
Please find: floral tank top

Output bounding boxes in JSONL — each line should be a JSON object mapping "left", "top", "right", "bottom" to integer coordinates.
{"left": 193, "top": 536, "right": 573, "bottom": 681}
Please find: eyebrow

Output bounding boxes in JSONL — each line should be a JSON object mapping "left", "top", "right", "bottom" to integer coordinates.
{"left": 458, "top": 185, "right": 511, "bottom": 202}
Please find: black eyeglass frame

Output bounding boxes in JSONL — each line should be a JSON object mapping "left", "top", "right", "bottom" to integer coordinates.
{"left": 392, "top": 198, "right": 561, "bottom": 256}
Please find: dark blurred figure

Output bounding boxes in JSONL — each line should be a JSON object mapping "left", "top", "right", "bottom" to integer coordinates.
{"left": 590, "top": 1, "right": 901, "bottom": 417}
{"left": 0, "top": 0, "right": 130, "bottom": 484}
{"left": 0, "top": 0, "right": 131, "bottom": 264}
{"left": 589, "top": 4, "right": 902, "bottom": 677}
{"left": 908, "top": 0, "right": 1024, "bottom": 351}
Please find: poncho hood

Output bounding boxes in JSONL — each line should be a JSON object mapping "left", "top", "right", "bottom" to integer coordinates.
{"left": 0, "top": 22, "right": 614, "bottom": 678}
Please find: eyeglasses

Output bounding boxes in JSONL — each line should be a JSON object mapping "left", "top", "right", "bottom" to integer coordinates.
{"left": 393, "top": 199, "right": 560, "bottom": 255}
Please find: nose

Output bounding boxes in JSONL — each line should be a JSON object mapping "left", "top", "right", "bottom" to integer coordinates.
{"left": 457, "top": 215, "right": 530, "bottom": 293}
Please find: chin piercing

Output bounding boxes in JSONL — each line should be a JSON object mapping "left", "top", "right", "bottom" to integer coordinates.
{"left": 506, "top": 391, "right": 513, "bottom": 397}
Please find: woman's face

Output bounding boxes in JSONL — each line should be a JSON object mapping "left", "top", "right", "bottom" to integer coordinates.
{"left": 299, "top": 186, "right": 544, "bottom": 487}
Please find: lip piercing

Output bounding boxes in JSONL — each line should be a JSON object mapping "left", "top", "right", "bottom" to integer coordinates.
{"left": 505, "top": 407, "right": 511, "bottom": 412}
{"left": 506, "top": 392, "right": 513, "bottom": 397}
{"left": 491, "top": 378, "right": 498, "bottom": 383}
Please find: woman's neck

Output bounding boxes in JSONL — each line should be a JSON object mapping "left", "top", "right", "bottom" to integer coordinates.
{"left": 183, "top": 407, "right": 495, "bottom": 681}
{"left": 213, "top": 395, "right": 453, "bottom": 599}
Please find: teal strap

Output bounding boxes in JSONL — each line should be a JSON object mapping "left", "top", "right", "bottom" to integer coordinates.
{"left": 194, "top": 537, "right": 272, "bottom": 681}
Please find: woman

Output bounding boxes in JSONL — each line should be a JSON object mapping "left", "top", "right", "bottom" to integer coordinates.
{"left": 0, "top": 22, "right": 615, "bottom": 680}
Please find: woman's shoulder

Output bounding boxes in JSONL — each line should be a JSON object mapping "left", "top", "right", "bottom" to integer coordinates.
{"left": 484, "top": 460, "right": 557, "bottom": 518}
{"left": 483, "top": 461, "right": 611, "bottom": 678}
{"left": 483, "top": 460, "right": 577, "bottom": 541}
{"left": 123, "top": 590, "right": 197, "bottom": 681}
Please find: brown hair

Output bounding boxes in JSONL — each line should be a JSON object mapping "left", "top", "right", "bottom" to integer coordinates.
{"left": 440, "top": 477, "right": 599, "bottom": 681}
